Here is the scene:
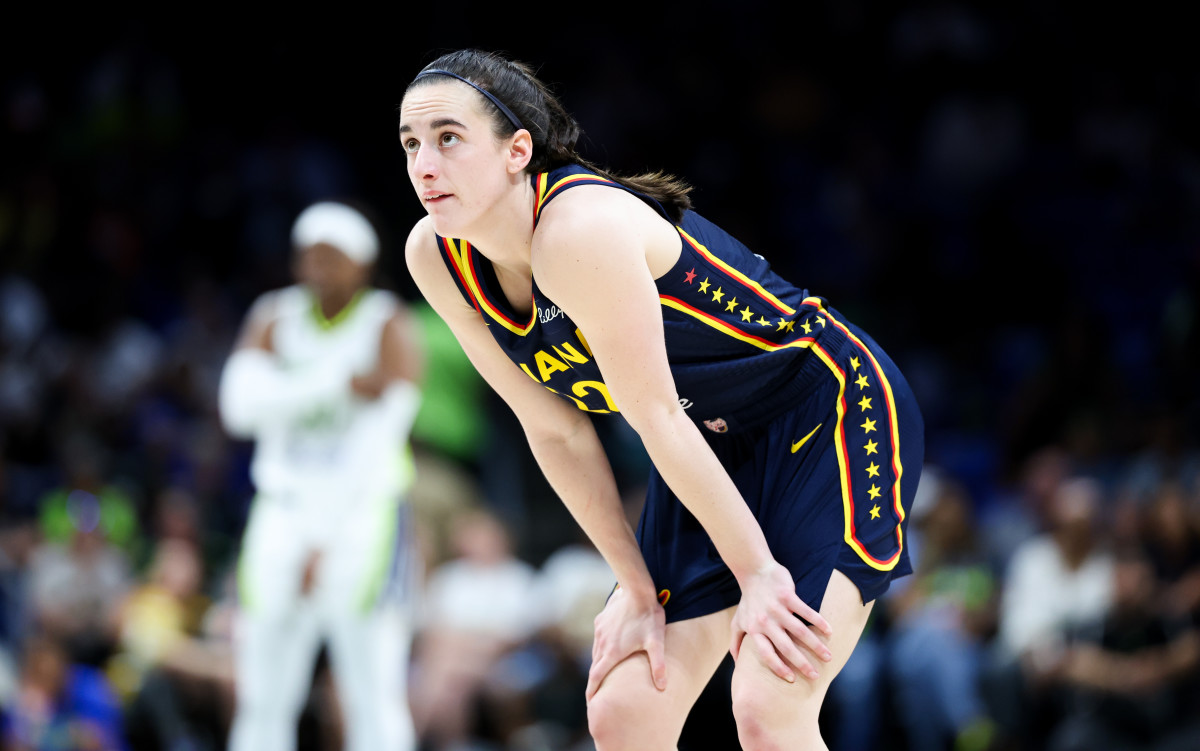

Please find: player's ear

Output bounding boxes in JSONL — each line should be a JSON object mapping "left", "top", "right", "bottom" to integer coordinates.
{"left": 506, "top": 129, "right": 533, "bottom": 174}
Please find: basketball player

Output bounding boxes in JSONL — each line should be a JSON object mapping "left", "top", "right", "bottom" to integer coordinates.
{"left": 398, "top": 49, "right": 925, "bottom": 750}
{"left": 219, "top": 201, "right": 424, "bottom": 751}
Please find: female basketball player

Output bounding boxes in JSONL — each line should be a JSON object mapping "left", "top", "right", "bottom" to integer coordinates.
{"left": 400, "top": 49, "right": 924, "bottom": 750}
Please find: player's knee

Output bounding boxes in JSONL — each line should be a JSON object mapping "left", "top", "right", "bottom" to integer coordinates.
{"left": 730, "top": 679, "right": 777, "bottom": 751}
{"left": 731, "top": 692, "right": 817, "bottom": 751}
{"left": 730, "top": 647, "right": 822, "bottom": 750}
{"left": 587, "top": 684, "right": 656, "bottom": 751}
{"left": 733, "top": 711, "right": 775, "bottom": 751}
{"left": 586, "top": 690, "right": 630, "bottom": 750}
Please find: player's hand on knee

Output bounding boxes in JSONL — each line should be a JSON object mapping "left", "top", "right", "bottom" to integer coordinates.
{"left": 585, "top": 585, "right": 667, "bottom": 702}
{"left": 729, "top": 561, "right": 833, "bottom": 683}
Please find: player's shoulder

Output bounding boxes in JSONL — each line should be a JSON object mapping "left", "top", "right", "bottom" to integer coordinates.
{"left": 536, "top": 182, "right": 646, "bottom": 244}
{"left": 403, "top": 215, "right": 468, "bottom": 311}
{"left": 365, "top": 286, "right": 401, "bottom": 304}
{"left": 533, "top": 179, "right": 667, "bottom": 276}
{"left": 361, "top": 286, "right": 405, "bottom": 318}
{"left": 245, "top": 284, "right": 304, "bottom": 322}
{"left": 404, "top": 215, "right": 440, "bottom": 265}
{"left": 269, "top": 284, "right": 311, "bottom": 312}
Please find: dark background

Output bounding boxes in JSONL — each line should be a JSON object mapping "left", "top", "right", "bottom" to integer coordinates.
{"left": 1, "top": 3, "right": 1199, "bottom": 748}
{"left": 4, "top": 4, "right": 1197, "bottom": 507}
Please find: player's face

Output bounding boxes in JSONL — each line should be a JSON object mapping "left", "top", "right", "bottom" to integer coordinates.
{"left": 295, "top": 243, "right": 367, "bottom": 300}
{"left": 399, "top": 81, "right": 514, "bottom": 238}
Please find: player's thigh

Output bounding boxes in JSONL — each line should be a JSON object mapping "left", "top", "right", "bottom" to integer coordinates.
{"left": 587, "top": 606, "right": 735, "bottom": 736}
{"left": 316, "top": 496, "right": 410, "bottom": 612}
{"left": 325, "top": 605, "right": 410, "bottom": 700}
{"left": 232, "top": 605, "right": 323, "bottom": 707}
{"left": 237, "top": 497, "right": 309, "bottom": 617}
{"left": 729, "top": 570, "right": 873, "bottom": 727}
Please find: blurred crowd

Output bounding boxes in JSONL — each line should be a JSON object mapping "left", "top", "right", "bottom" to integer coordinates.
{"left": 3, "top": 3, "right": 1200, "bottom": 750}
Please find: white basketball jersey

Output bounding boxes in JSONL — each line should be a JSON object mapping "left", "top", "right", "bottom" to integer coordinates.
{"left": 248, "top": 285, "right": 414, "bottom": 514}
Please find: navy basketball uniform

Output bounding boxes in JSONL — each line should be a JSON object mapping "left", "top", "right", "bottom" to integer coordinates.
{"left": 436, "top": 164, "right": 924, "bottom": 622}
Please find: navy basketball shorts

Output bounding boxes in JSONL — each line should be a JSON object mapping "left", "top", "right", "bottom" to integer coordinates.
{"left": 635, "top": 323, "right": 925, "bottom": 624}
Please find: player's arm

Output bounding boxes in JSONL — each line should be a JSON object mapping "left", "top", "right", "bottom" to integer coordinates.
{"left": 345, "top": 298, "right": 427, "bottom": 441}
{"left": 535, "top": 187, "right": 833, "bottom": 681}
{"left": 405, "top": 217, "right": 655, "bottom": 598}
{"left": 352, "top": 299, "right": 426, "bottom": 397}
{"left": 216, "top": 291, "right": 348, "bottom": 439}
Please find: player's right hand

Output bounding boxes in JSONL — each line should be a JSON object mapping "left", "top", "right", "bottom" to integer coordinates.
{"left": 729, "top": 560, "right": 833, "bottom": 683}
{"left": 585, "top": 585, "right": 667, "bottom": 702}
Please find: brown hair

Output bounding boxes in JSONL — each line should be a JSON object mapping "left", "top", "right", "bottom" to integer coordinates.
{"left": 405, "top": 49, "right": 693, "bottom": 223}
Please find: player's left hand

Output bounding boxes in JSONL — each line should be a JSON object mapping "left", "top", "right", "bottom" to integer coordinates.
{"left": 585, "top": 585, "right": 667, "bottom": 702}
{"left": 729, "top": 560, "right": 833, "bottom": 683}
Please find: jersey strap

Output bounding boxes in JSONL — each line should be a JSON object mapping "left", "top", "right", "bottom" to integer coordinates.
{"left": 437, "top": 235, "right": 481, "bottom": 315}
{"left": 531, "top": 165, "right": 674, "bottom": 228}
{"left": 437, "top": 236, "right": 535, "bottom": 336}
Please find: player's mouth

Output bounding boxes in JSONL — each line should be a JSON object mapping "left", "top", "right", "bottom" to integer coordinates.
{"left": 423, "top": 191, "right": 452, "bottom": 204}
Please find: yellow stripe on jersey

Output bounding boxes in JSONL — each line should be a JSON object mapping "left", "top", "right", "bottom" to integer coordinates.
{"left": 660, "top": 295, "right": 816, "bottom": 353}
{"left": 533, "top": 172, "right": 618, "bottom": 225}
{"left": 812, "top": 341, "right": 904, "bottom": 571}
{"left": 663, "top": 291, "right": 905, "bottom": 570}
{"left": 830, "top": 315, "right": 907, "bottom": 535}
{"left": 677, "top": 228, "right": 797, "bottom": 316}
{"left": 446, "top": 238, "right": 536, "bottom": 336}
{"left": 819, "top": 307, "right": 906, "bottom": 567}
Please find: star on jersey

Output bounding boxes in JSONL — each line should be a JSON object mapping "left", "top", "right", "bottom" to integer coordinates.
{"left": 698, "top": 278, "right": 711, "bottom": 293}
{"left": 725, "top": 297, "right": 738, "bottom": 312}
{"left": 776, "top": 318, "right": 788, "bottom": 331}
{"left": 757, "top": 316, "right": 771, "bottom": 326}
{"left": 712, "top": 287, "right": 724, "bottom": 303}
{"left": 817, "top": 316, "right": 826, "bottom": 328}
{"left": 684, "top": 268, "right": 697, "bottom": 284}
{"left": 848, "top": 346, "right": 888, "bottom": 524}
{"left": 801, "top": 320, "right": 812, "bottom": 334}
{"left": 740, "top": 306, "right": 753, "bottom": 322}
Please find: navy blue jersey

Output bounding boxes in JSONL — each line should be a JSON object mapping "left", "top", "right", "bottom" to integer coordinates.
{"left": 437, "top": 164, "right": 850, "bottom": 428}
{"left": 436, "top": 163, "right": 922, "bottom": 617}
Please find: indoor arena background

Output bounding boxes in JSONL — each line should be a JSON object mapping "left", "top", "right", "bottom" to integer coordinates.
{"left": 2, "top": 3, "right": 1197, "bottom": 750}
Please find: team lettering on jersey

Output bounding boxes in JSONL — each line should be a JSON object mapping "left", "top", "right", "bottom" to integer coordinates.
{"left": 514, "top": 324, "right": 699, "bottom": 416}
{"left": 516, "top": 327, "right": 620, "bottom": 413}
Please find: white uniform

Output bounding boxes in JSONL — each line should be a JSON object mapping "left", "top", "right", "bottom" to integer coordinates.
{"left": 225, "top": 284, "right": 419, "bottom": 751}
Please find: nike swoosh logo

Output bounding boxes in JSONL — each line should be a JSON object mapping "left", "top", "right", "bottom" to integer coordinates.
{"left": 791, "top": 423, "right": 823, "bottom": 453}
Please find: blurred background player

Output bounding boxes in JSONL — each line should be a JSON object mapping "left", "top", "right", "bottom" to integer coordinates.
{"left": 217, "top": 201, "right": 424, "bottom": 751}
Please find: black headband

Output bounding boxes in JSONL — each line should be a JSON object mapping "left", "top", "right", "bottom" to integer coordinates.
{"left": 413, "top": 69, "right": 524, "bottom": 131}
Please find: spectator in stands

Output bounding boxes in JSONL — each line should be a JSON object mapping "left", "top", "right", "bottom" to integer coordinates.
{"left": 985, "top": 475, "right": 1116, "bottom": 748}
{"left": 1044, "top": 545, "right": 1200, "bottom": 751}
{"left": 409, "top": 506, "right": 539, "bottom": 750}
{"left": 0, "top": 632, "right": 127, "bottom": 751}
